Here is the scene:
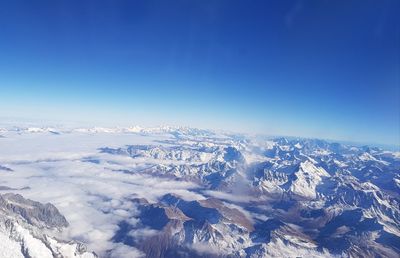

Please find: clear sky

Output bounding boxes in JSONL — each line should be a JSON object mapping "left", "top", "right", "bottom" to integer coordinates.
{"left": 0, "top": 0, "right": 399, "bottom": 145}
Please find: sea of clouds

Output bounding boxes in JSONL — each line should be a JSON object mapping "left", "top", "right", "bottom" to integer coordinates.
{"left": 0, "top": 131, "right": 207, "bottom": 257}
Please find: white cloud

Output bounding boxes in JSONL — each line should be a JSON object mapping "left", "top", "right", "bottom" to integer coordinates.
{"left": 190, "top": 242, "right": 224, "bottom": 256}
{"left": 108, "top": 243, "right": 145, "bottom": 258}
{"left": 0, "top": 131, "right": 205, "bottom": 256}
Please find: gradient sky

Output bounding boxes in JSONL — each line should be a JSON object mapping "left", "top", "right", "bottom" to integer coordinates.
{"left": 0, "top": 0, "right": 399, "bottom": 145}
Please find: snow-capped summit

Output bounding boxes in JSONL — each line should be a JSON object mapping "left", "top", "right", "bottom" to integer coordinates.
{"left": 286, "top": 160, "right": 330, "bottom": 199}
{"left": 0, "top": 126, "right": 398, "bottom": 257}
{"left": 0, "top": 193, "right": 96, "bottom": 258}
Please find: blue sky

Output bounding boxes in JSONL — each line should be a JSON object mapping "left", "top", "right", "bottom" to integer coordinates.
{"left": 0, "top": 0, "right": 399, "bottom": 145}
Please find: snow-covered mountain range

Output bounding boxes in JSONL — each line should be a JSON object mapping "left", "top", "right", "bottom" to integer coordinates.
{"left": 0, "top": 193, "right": 96, "bottom": 258}
{"left": 0, "top": 125, "right": 398, "bottom": 257}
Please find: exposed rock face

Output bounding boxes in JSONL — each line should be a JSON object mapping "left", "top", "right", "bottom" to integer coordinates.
{"left": 1, "top": 126, "right": 399, "bottom": 257}
{"left": 102, "top": 145, "right": 246, "bottom": 189}
{"left": 113, "top": 194, "right": 254, "bottom": 258}
{"left": 104, "top": 135, "right": 400, "bottom": 258}
{"left": 0, "top": 193, "right": 97, "bottom": 258}
{"left": 0, "top": 193, "right": 69, "bottom": 228}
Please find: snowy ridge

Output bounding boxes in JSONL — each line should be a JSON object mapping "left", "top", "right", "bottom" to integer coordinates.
{"left": 0, "top": 193, "right": 96, "bottom": 258}
{"left": 0, "top": 126, "right": 399, "bottom": 257}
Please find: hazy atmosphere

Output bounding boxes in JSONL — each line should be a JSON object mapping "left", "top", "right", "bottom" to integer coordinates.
{"left": 0, "top": 0, "right": 399, "bottom": 145}
{"left": 0, "top": 1, "right": 399, "bottom": 258}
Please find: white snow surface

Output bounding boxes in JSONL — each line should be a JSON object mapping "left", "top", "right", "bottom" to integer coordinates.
{"left": 289, "top": 160, "right": 330, "bottom": 199}
{"left": 0, "top": 130, "right": 200, "bottom": 256}
{"left": 0, "top": 125, "right": 396, "bottom": 257}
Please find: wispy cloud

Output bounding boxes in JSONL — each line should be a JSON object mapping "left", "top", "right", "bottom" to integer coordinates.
{"left": 0, "top": 132, "right": 205, "bottom": 256}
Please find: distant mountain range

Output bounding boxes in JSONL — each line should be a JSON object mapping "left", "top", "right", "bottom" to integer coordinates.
{"left": 0, "top": 126, "right": 398, "bottom": 257}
